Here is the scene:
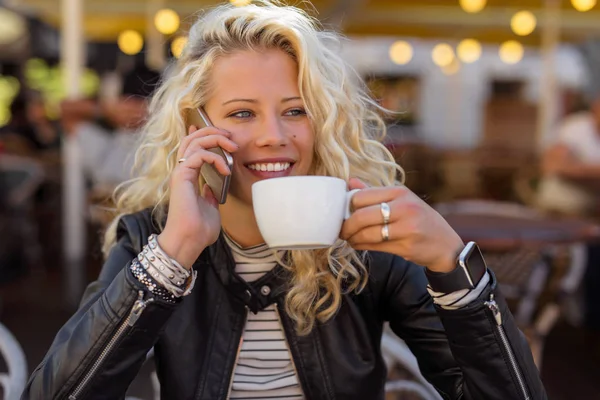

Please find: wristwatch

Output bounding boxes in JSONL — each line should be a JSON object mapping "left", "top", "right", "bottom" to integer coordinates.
{"left": 425, "top": 241, "right": 488, "bottom": 293}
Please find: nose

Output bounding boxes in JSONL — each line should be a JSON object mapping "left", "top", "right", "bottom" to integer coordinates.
{"left": 254, "top": 113, "right": 290, "bottom": 148}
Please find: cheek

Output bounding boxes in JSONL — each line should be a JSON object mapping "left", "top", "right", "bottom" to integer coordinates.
{"left": 296, "top": 126, "right": 315, "bottom": 154}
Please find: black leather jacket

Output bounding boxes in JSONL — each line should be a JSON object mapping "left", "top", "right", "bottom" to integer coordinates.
{"left": 22, "top": 209, "right": 547, "bottom": 400}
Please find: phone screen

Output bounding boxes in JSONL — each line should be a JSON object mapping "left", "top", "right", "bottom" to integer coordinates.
{"left": 187, "top": 108, "right": 233, "bottom": 204}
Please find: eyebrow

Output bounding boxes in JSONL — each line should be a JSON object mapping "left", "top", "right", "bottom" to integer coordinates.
{"left": 222, "top": 96, "right": 301, "bottom": 106}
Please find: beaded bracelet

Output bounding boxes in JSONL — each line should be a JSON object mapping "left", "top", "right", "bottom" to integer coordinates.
{"left": 130, "top": 259, "right": 177, "bottom": 303}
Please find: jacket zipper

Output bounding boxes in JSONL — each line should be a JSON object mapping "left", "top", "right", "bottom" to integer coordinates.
{"left": 225, "top": 306, "right": 248, "bottom": 399}
{"left": 68, "top": 290, "right": 154, "bottom": 400}
{"left": 274, "top": 303, "right": 306, "bottom": 398}
{"left": 484, "top": 294, "right": 530, "bottom": 400}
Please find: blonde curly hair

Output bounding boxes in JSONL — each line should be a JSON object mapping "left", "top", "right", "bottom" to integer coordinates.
{"left": 104, "top": 0, "right": 402, "bottom": 335}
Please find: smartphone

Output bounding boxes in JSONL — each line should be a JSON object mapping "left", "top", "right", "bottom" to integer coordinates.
{"left": 187, "top": 107, "right": 233, "bottom": 204}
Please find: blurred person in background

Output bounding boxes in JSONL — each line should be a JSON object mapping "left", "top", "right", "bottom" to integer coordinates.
{"left": 537, "top": 93, "right": 600, "bottom": 216}
{"left": 60, "top": 65, "right": 160, "bottom": 191}
{"left": 0, "top": 89, "right": 61, "bottom": 154}
{"left": 537, "top": 92, "right": 600, "bottom": 332}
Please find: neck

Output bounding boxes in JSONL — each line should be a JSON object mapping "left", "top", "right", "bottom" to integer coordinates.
{"left": 219, "top": 196, "right": 264, "bottom": 248}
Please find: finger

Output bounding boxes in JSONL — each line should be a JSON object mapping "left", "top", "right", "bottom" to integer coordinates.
{"left": 202, "top": 184, "right": 219, "bottom": 208}
{"left": 348, "top": 177, "right": 369, "bottom": 191}
{"left": 178, "top": 126, "right": 231, "bottom": 159}
{"left": 340, "top": 200, "right": 401, "bottom": 240}
{"left": 351, "top": 185, "right": 407, "bottom": 210}
{"left": 182, "top": 135, "right": 239, "bottom": 158}
{"left": 176, "top": 149, "right": 232, "bottom": 177}
{"left": 347, "top": 223, "right": 399, "bottom": 246}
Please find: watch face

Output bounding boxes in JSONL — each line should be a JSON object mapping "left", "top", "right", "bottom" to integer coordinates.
{"left": 461, "top": 242, "right": 487, "bottom": 287}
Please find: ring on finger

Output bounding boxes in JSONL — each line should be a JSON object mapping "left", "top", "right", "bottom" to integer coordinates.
{"left": 178, "top": 158, "right": 186, "bottom": 164}
{"left": 381, "top": 224, "right": 390, "bottom": 242}
{"left": 380, "top": 202, "right": 391, "bottom": 224}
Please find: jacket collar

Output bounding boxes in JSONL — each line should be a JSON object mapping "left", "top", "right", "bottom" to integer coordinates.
{"left": 204, "top": 231, "right": 292, "bottom": 313}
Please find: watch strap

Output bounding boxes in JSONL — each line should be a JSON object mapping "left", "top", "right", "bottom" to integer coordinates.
{"left": 425, "top": 242, "right": 487, "bottom": 293}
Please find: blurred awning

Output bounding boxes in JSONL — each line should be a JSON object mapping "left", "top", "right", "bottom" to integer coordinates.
{"left": 7, "top": 0, "right": 600, "bottom": 46}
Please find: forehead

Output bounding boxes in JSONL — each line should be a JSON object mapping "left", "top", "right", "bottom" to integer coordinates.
{"left": 208, "top": 48, "right": 300, "bottom": 101}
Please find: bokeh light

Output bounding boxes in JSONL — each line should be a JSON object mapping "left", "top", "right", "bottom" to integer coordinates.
{"left": 18, "top": 58, "right": 100, "bottom": 121}
{"left": 432, "top": 43, "right": 455, "bottom": 67}
{"left": 171, "top": 36, "right": 188, "bottom": 58}
{"left": 0, "top": 106, "right": 10, "bottom": 127}
{"left": 389, "top": 41, "right": 413, "bottom": 65}
{"left": 118, "top": 30, "right": 144, "bottom": 55}
{"left": 230, "top": 0, "right": 252, "bottom": 6}
{"left": 511, "top": 10, "right": 537, "bottom": 36}
{"left": 0, "top": 7, "right": 26, "bottom": 45}
{"left": 571, "top": 0, "right": 597, "bottom": 12}
{"left": 457, "top": 39, "right": 482, "bottom": 64}
{"left": 459, "top": 0, "right": 487, "bottom": 13}
{"left": 499, "top": 40, "right": 524, "bottom": 64}
{"left": 154, "top": 9, "right": 180, "bottom": 35}
{"left": 442, "top": 59, "right": 461, "bottom": 76}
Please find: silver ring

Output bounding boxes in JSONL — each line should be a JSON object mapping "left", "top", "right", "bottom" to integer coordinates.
{"left": 381, "top": 224, "right": 390, "bottom": 242}
{"left": 380, "top": 202, "right": 391, "bottom": 224}
{"left": 177, "top": 158, "right": 186, "bottom": 164}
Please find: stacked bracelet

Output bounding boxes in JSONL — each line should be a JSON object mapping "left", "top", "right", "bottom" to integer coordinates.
{"left": 135, "top": 234, "right": 197, "bottom": 298}
{"left": 130, "top": 259, "right": 177, "bottom": 303}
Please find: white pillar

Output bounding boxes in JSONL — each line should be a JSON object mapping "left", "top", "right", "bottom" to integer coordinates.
{"left": 146, "top": 0, "right": 167, "bottom": 71}
{"left": 61, "top": 0, "right": 87, "bottom": 308}
{"left": 537, "top": 0, "right": 561, "bottom": 149}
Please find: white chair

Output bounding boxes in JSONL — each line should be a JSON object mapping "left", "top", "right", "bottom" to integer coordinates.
{"left": 381, "top": 330, "right": 442, "bottom": 400}
{"left": 0, "top": 323, "right": 28, "bottom": 400}
{"left": 125, "top": 348, "right": 160, "bottom": 400}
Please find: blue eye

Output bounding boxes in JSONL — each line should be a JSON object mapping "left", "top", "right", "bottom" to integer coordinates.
{"left": 285, "top": 108, "right": 306, "bottom": 116}
{"left": 230, "top": 110, "right": 253, "bottom": 119}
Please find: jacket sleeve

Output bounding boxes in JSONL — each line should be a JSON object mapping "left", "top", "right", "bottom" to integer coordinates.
{"left": 380, "top": 254, "right": 547, "bottom": 400}
{"left": 21, "top": 216, "right": 179, "bottom": 400}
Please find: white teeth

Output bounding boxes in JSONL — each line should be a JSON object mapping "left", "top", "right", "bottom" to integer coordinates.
{"left": 248, "top": 162, "right": 291, "bottom": 172}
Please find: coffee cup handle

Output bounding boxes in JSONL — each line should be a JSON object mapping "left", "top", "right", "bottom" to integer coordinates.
{"left": 344, "top": 189, "right": 361, "bottom": 220}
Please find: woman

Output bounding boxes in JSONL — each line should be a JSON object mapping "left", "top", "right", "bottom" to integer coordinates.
{"left": 23, "top": 2, "right": 546, "bottom": 399}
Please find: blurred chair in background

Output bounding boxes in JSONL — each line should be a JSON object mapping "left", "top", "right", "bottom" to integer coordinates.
{"left": 0, "top": 154, "right": 45, "bottom": 283}
{"left": 0, "top": 322, "right": 28, "bottom": 400}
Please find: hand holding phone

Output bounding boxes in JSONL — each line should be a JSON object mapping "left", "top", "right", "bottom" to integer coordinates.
{"left": 187, "top": 108, "right": 234, "bottom": 204}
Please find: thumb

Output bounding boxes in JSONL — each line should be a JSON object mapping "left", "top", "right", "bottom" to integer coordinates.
{"left": 348, "top": 177, "right": 369, "bottom": 191}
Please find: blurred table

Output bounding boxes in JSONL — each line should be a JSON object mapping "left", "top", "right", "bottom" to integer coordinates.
{"left": 444, "top": 214, "right": 600, "bottom": 251}
{"left": 440, "top": 203, "right": 600, "bottom": 366}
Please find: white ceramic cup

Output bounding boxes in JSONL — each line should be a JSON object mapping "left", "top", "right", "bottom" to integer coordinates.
{"left": 251, "top": 176, "right": 359, "bottom": 250}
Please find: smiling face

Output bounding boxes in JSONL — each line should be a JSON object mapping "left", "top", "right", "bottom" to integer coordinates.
{"left": 203, "top": 48, "right": 315, "bottom": 205}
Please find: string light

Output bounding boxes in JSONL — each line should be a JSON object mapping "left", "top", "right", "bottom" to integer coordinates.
{"left": 230, "top": 0, "right": 252, "bottom": 6}
{"left": 511, "top": 10, "right": 537, "bottom": 36}
{"left": 389, "top": 41, "right": 413, "bottom": 65}
{"left": 442, "top": 59, "right": 461, "bottom": 76}
{"left": 571, "top": 0, "right": 597, "bottom": 11}
{"left": 154, "top": 9, "right": 180, "bottom": 35}
{"left": 499, "top": 40, "right": 524, "bottom": 64}
{"left": 457, "top": 39, "right": 482, "bottom": 63}
{"left": 118, "top": 30, "right": 144, "bottom": 55}
{"left": 0, "top": 7, "right": 26, "bottom": 45}
{"left": 171, "top": 36, "right": 188, "bottom": 58}
{"left": 459, "top": 0, "right": 487, "bottom": 13}
{"left": 432, "top": 43, "right": 455, "bottom": 67}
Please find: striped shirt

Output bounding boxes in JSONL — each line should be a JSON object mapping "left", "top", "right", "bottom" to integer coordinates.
{"left": 225, "top": 234, "right": 304, "bottom": 400}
